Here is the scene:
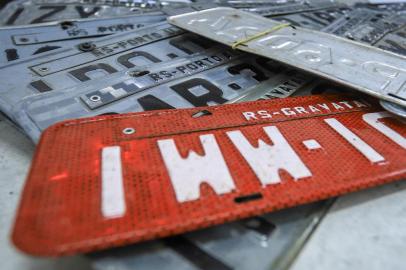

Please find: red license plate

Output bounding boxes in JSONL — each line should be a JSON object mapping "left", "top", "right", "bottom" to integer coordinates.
{"left": 13, "top": 95, "right": 406, "bottom": 256}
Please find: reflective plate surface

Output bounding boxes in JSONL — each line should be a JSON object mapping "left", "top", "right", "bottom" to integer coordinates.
{"left": 0, "top": 22, "right": 212, "bottom": 116}
{"left": 13, "top": 95, "right": 406, "bottom": 256}
{"left": 168, "top": 8, "right": 406, "bottom": 107}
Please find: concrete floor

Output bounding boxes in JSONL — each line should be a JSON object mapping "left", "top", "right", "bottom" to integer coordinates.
{"left": 291, "top": 180, "right": 406, "bottom": 270}
{"left": 1, "top": 114, "right": 405, "bottom": 270}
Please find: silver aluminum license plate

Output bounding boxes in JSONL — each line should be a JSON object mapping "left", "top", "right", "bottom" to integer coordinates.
{"left": 0, "top": 14, "right": 166, "bottom": 63}
{"left": 0, "top": 0, "right": 158, "bottom": 26}
{"left": 354, "top": 2, "right": 406, "bottom": 13}
{"left": 322, "top": 7, "right": 406, "bottom": 45}
{"left": 240, "top": 0, "right": 341, "bottom": 17}
{"left": 375, "top": 25, "right": 406, "bottom": 56}
{"left": 160, "top": 0, "right": 342, "bottom": 18}
{"left": 168, "top": 7, "right": 406, "bottom": 108}
{"left": 79, "top": 49, "right": 241, "bottom": 109}
{"left": 0, "top": 0, "right": 335, "bottom": 26}
{"left": 0, "top": 22, "right": 226, "bottom": 117}
{"left": 272, "top": 5, "right": 351, "bottom": 31}
{"left": 31, "top": 0, "right": 189, "bottom": 7}
{"left": 380, "top": 99, "right": 406, "bottom": 118}
{"left": 218, "top": 0, "right": 301, "bottom": 9}
{"left": 311, "top": 7, "right": 406, "bottom": 117}
{"left": 217, "top": 0, "right": 337, "bottom": 12}
{"left": 90, "top": 201, "right": 331, "bottom": 270}
{"left": 12, "top": 50, "right": 313, "bottom": 142}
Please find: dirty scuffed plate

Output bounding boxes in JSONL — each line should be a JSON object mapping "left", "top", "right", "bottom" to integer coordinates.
{"left": 13, "top": 95, "right": 406, "bottom": 256}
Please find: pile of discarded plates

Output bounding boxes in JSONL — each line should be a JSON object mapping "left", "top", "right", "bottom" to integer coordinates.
{"left": 2, "top": 0, "right": 406, "bottom": 269}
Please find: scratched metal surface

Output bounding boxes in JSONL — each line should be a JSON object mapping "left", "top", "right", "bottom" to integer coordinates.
{"left": 168, "top": 7, "right": 406, "bottom": 107}
{"left": 12, "top": 50, "right": 314, "bottom": 142}
{"left": 0, "top": 0, "right": 164, "bottom": 26}
{"left": 0, "top": 13, "right": 166, "bottom": 64}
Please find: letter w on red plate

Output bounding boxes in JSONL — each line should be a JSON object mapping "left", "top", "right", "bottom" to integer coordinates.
{"left": 13, "top": 95, "right": 406, "bottom": 256}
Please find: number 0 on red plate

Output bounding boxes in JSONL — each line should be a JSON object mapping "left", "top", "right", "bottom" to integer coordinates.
{"left": 13, "top": 95, "right": 406, "bottom": 256}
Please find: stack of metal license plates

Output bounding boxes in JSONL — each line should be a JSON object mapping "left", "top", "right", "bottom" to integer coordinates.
{"left": 1, "top": 0, "right": 405, "bottom": 269}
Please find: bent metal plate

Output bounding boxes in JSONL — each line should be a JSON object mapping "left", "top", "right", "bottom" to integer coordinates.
{"left": 167, "top": 7, "right": 406, "bottom": 108}
{"left": 13, "top": 95, "right": 406, "bottom": 256}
